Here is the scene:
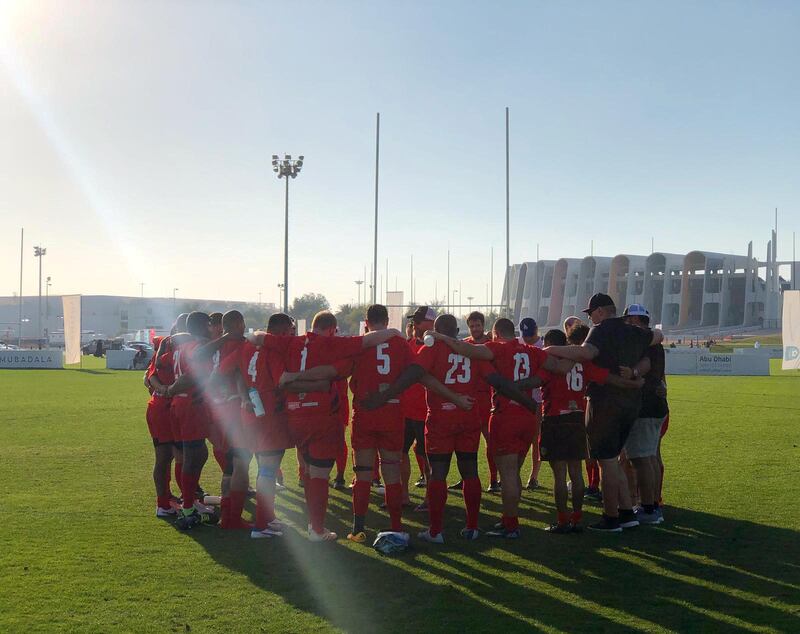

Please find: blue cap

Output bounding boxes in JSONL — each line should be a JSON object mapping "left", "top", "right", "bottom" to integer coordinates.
{"left": 519, "top": 318, "right": 538, "bottom": 338}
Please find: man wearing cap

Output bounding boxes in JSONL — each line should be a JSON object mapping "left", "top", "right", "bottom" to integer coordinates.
{"left": 519, "top": 317, "right": 544, "bottom": 490}
{"left": 401, "top": 306, "right": 437, "bottom": 504}
{"left": 622, "top": 304, "right": 668, "bottom": 525}
{"left": 545, "top": 293, "right": 663, "bottom": 533}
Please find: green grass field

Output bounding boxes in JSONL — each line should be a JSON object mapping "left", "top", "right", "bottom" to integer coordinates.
{"left": 2, "top": 358, "right": 799, "bottom": 633}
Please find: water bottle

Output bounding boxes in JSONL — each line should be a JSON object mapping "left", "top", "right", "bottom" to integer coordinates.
{"left": 248, "top": 388, "right": 266, "bottom": 417}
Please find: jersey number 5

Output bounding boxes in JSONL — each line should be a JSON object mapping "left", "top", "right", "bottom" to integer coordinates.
{"left": 445, "top": 353, "right": 471, "bottom": 384}
{"left": 376, "top": 343, "right": 390, "bottom": 375}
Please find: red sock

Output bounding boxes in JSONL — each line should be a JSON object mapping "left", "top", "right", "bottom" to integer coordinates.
{"left": 502, "top": 515, "right": 519, "bottom": 531}
{"left": 255, "top": 490, "right": 275, "bottom": 530}
{"left": 385, "top": 482, "right": 403, "bottom": 531}
{"left": 307, "top": 477, "right": 329, "bottom": 534}
{"left": 220, "top": 496, "right": 231, "bottom": 527}
{"left": 174, "top": 462, "right": 183, "bottom": 491}
{"left": 213, "top": 449, "right": 227, "bottom": 472}
{"left": 571, "top": 510, "right": 583, "bottom": 525}
{"left": 181, "top": 471, "right": 200, "bottom": 510}
{"left": 225, "top": 490, "right": 250, "bottom": 529}
{"left": 427, "top": 480, "right": 447, "bottom": 536}
{"left": 157, "top": 494, "right": 171, "bottom": 509}
{"left": 336, "top": 443, "right": 348, "bottom": 479}
{"left": 414, "top": 452, "right": 427, "bottom": 479}
{"left": 462, "top": 477, "right": 481, "bottom": 530}
{"left": 352, "top": 479, "right": 371, "bottom": 517}
{"left": 586, "top": 460, "right": 600, "bottom": 489}
{"left": 557, "top": 511, "right": 570, "bottom": 526}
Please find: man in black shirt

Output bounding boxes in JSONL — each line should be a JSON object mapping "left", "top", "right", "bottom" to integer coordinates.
{"left": 545, "top": 293, "right": 663, "bottom": 533}
{"left": 622, "top": 304, "right": 668, "bottom": 525}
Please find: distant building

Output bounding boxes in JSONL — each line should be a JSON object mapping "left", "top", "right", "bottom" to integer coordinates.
{"left": 0, "top": 295, "right": 276, "bottom": 344}
{"left": 501, "top": 230, "right": 791, "bottom": 332}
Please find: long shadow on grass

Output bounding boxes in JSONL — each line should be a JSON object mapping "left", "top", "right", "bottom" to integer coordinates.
{"left": 180, "top": 486, "right": 800, "bottom": 633}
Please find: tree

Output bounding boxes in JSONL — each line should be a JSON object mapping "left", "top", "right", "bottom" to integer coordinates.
{"left": 334, "top": 304, "right": 365, "bottom": 335}
{"left": 290, "top": 293, "right": 330, "bottom": 327}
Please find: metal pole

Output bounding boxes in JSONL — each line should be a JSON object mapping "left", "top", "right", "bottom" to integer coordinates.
{"left": 793, "top": 231, "right": 796, "bottom": 291}
{"left": 38, "top": 252, "right": 42, "bottom": 349}
{"left": 410, "top": 254, "right": 414, "bottom": 305}
{"left": 284, "top": 176, "right": 289, "bottom": 313}
{"left": 140, "top": 282, "right": 144, "bottom": 297}
{"left": 373, "top": 113, "right": 380, "bottom": 304}
{"left": 447, "top": 249, "right": 450, "bottom": 312}
{"left": 505, "top": 106, "right": 510, "bottom": 317}
{"left": 18, "top": 228, "right": 23, "bottom": 347}
{"left": 490, "top": 246, "right": 494, "bottom": 316}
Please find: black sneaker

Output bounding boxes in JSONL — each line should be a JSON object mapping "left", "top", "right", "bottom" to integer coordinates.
{"left": 175, "top": 509, "right": 203, "bottom": 531}
{"left": 448, "top": 480, "right": 464, "bottom": 491}
{"left": 486, "top": 481, "right": 501, "bottom": 493}
{"left": 246, "top": 487, "right": 257, "bottom": 499}
{"left": 486, "top": 526, "right": 521, "bottom": 539}
{"left": 588, "top": 515, "right": 622, "bottom": 533}
{"left": 545, "top": 522, "right": 573, "bottom": 534}
{"left": 331, "top": 478, "right": 346, "bottom": 491}
{"left": 195, "top": 486, "right": 206, "bottom": 501}
{"left": 618, "top": 509, "right": 640, "bottom": 529}
{"left": 584, "top": 488, "right": 603, "bottom": 502}
{"left": 524, "top": 479, "right": 540, "bottom": 491}
{"left": 414, "top": 475, "right": 427, "bottom": 489}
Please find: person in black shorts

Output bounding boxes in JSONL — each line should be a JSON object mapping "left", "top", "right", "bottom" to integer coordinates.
{"left": 545, "top": 293, "right": 662, "bottom": 533}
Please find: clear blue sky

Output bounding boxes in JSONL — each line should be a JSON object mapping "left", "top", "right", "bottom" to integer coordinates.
{"left": 2, "top": 1, "right": 798, "bottom": 310}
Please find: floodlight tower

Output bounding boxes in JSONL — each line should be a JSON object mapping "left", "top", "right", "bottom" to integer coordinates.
{"left": 272, "top": 154, "right": 304, "bottom": 313}
{"left": 34, "top": 245, "right": 46, "bottom": 348}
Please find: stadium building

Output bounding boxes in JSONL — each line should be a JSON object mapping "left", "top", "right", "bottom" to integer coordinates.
{"left": 0, "top": 295, "right": 275, "bottom": 345}
{"left": 501, "top": 230, "right": 793, "bottom": 333}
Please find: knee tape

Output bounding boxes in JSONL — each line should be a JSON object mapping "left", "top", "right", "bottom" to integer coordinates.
{"left": 304, "top": 453, "right": 335, "bottom": 469}
{"left": 353, "top": 465, "right": 374, "bottom": 473}
{"left": 455, "top": 451, "right": 478, "bottom": 462}
{"left": 427, "top": 452, "right": 451, "bottom": 464}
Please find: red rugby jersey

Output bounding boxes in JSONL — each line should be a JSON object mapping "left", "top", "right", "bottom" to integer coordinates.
{"left": 281, "top": 332, "right": 364, "bottom": 420}
{"left": 414, "top": 340, "right": 491, "bottom": 424}
{"left": 485, "top": 339, "right": 548, "bottom": 418}
{"left": 401, "top": 339, "right": 428, "bottom": 421}
{"left": 209, "top": 338, "right": 245, "bottom": 402}
{"left": 346, "top": 336, "right": 413, "bottom": 421}
{"left": 218, "top": 340, "right": 287, "bottom": 417}
{"left": 537, "top": 361, "right": 609, "bottom": 417}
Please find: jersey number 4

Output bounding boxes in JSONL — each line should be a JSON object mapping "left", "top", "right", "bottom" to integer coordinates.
{"left": 445, "top": 353, "right": 471, "bottom": 384}
{"left": 248, "top": 351, "right": 259, "bottom": 383}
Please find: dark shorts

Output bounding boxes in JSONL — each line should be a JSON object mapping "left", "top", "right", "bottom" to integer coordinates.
{"left": 403, "top": 418, "right": 426, "bottom": 454}
{"left": 585, "top": 391, "right": 641, "bottom": 460}
{"left": 539, "top": 411, "right": 588, "bottom": 462}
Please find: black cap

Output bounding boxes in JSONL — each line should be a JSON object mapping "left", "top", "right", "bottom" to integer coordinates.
{"left": 582, "top": 293, "right": 615, "bottom": 315}
{"left": 406, "top": 306, "right": 437, "bottom": 322}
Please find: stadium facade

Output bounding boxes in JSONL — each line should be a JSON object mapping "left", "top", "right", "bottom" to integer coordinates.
{"left": 501, "top": 230, "right": 790, "bottom": 332}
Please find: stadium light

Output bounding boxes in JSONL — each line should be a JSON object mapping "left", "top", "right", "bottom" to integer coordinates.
{"left": 33, "top": 245, "right": 46, "bottom": 349}
{"left": 273, "top": 153, "right": 304, "bottom": 313}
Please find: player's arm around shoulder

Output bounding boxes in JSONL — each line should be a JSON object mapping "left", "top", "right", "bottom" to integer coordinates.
{"left": 425, "top": 331, "right": 494, "bottom": 361}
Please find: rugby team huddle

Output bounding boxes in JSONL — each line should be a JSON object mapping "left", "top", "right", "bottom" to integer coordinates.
{"left": 143, "top": 291, "right": 670, "bottom": 547}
